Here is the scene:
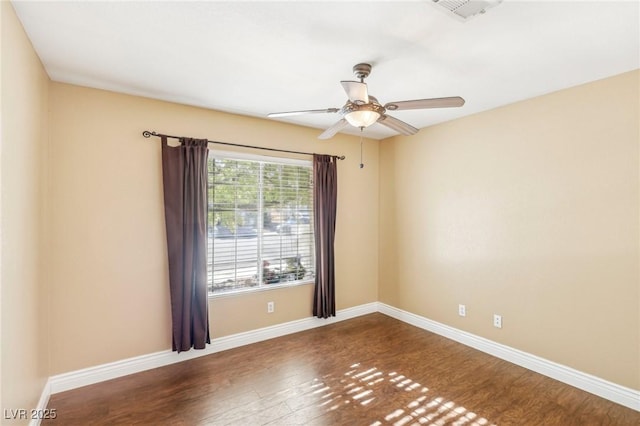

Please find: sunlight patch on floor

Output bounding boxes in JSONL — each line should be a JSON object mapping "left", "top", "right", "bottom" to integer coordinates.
{"left": 307, "top": 362, "right": 495, "bottom": 425}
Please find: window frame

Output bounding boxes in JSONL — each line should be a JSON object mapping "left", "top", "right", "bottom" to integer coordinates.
{"left": 206, "top": 149, "right": 315, "bottom": 298}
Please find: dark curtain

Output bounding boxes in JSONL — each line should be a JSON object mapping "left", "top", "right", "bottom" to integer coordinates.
{"left": 161, "top": 136, "right": 210, "bottom": 352}
{"left": 313, "top": 154, "right": 338, "bottom": 319}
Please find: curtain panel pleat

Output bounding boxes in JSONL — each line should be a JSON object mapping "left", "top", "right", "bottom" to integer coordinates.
{"left": 313, "top": 154, "right": 338, "bottom": 319}
{"left": 161, "top": 136, "right": 211, "bottom": 352}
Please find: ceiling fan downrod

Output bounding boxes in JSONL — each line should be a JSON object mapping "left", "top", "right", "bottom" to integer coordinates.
{"left": 353, "top": 63, "right": 372, "bottom": 82}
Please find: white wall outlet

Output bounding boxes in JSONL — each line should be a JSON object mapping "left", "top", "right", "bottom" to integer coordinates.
{"left": 267, "top": 301, "right": 274, "bottom": 313}
{"left": 493, "top": 314, "right": 502, "bottom": 328}
{"left": 458, "top": 304, "right": 466, "bottom": 317}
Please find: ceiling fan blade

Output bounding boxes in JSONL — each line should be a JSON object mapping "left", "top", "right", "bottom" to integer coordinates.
{"left": 340, "top": 81, "right": 369, "bottom": 103}
{"left": 384, "top": 96, "right": 465, "bottom": 111}
{"left": 268, "top": 108, "right": 339, "bottom": 118}
{"left": 378, "top": 114, "right": 419, "bottom": 136}
{"left": 318, "top": 118, "right": 349, "bottom": 140}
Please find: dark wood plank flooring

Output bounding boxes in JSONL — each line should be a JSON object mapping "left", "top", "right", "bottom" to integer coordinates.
{"left": 44, "top": 313, "right": 639, "bottom": 425}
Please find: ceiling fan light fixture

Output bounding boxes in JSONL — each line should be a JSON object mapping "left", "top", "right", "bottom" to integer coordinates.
{"left": 342, "top": 102, "right": 385, "bottom": 128}
{"left": 345, "top": 110, "right": 380, "bottom": 128}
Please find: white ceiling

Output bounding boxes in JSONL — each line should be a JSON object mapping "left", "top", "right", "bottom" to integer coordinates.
{"left": 11, "top": 0, "right": 640, "bottom": 140}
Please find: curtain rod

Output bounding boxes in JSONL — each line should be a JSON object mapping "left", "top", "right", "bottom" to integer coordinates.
{"left": 143, "top": 131, "right": 346, "bottom": 160}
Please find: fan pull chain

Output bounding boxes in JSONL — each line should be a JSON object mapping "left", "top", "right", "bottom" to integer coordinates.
{"left": 359, "top": 130, "right": 365, "bottom": 169}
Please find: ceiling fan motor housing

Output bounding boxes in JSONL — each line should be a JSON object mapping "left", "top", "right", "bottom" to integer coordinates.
{"left": 341, "top": 100, "right": 385, "bottom": 117}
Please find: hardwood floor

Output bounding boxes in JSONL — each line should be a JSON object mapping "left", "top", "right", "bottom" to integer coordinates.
{"left": 44, "top": 313, "right": 639, "bottom": 425}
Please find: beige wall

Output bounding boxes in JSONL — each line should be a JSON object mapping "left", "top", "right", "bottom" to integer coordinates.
{"left": 379, "top": 70, "right": 640, "bottom": 390}
{"left": 1, "top": 0, "right": 50, "bottom": 420}
{"left": 48, "top": 83, "right": 379, "bottom": 374}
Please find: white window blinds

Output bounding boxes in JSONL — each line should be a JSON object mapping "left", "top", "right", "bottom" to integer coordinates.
{"left": 207, "top": 153, "right": 315, "bottom": 294}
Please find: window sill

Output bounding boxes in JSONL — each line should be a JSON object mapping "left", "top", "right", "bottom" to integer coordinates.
{"left": 208, "top": 279, "right": 314, "bottom": 299}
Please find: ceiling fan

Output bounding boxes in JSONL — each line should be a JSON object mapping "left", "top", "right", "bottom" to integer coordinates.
{"left": 267, "top": 63, "right": 465, "bottom": 139}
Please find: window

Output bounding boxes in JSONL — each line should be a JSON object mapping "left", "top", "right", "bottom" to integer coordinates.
{"left": 207, "top": 151, "right": 315, "bottom": 294}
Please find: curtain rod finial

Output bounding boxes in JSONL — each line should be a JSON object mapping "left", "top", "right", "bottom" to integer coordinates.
{"left": 143, "top": 130, "right": 153, "bottom": 138}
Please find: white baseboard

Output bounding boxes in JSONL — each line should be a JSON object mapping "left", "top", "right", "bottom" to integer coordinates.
{"left": 377, "top": 303, "right": 640, "bottom": 412}
{"left": 28, "top": 379, "right": 51, "bottom": 426}
{"left": 48, "top": 302, "right": 378, "bottom": 394}
{"left": 40, "top": 301, "right": 639, "bottom": 413}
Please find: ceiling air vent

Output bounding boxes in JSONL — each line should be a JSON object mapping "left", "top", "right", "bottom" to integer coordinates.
{"left": 431, "top": 0, "right": 503, "bottom": 21}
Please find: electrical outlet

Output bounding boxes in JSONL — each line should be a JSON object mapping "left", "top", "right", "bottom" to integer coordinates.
{"left": 267, "top": 301, "right": 274, "bottom": 313}
{"left": 458, "top": 304, "right": 466, "bottom": 317}
{"left": 493, "top": 314, "right": 502, "bottom": 328}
